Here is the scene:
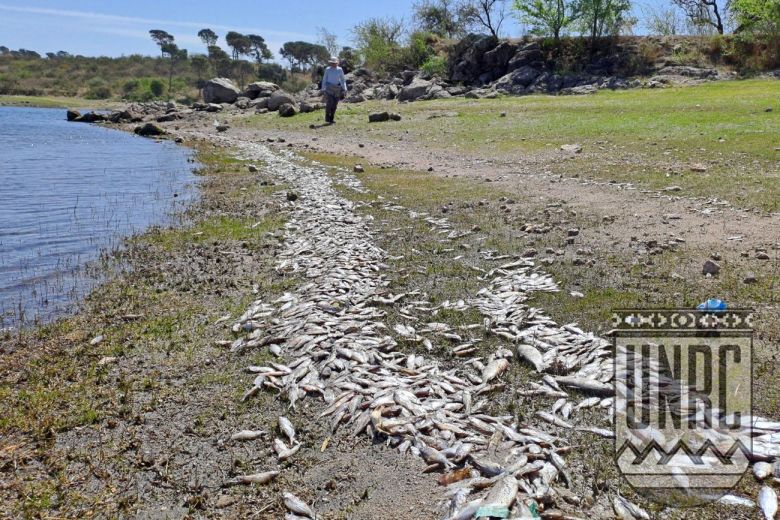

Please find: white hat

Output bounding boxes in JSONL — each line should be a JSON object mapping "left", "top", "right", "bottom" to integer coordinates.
{"left": 328, "top": 56, "right": 339, "bottom": 64}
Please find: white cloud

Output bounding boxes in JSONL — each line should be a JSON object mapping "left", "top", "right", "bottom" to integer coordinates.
{"left": 0, "top": 3, "right": 314, "bottom": 40}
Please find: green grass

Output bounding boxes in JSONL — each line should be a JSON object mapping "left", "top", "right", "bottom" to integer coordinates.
{"left": 251, "top": 79, "right": 780, "bottom": 211}
{"left": 0, "top": 94, "right": 121, "bottom": 109}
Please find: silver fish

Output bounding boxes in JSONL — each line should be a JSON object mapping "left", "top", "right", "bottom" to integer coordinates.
{"left": 283, "top": 491, "right": 316, "bottom": 519}
{"left": 230, "top": 430, "right": 266, "bottom": 441}
{"left": 231, "top": 471, "right": 279, "bottom": 485}
{"left": 759, "top": 485, "right": 778, "bottom": 520}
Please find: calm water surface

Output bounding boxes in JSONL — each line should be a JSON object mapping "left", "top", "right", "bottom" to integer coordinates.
{"left": 0, "top": 106, "right": 197, "bottom": 328}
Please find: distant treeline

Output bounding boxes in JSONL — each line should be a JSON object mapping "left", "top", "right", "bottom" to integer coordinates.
{"left": 1, "top": 0, "right": 777, "bottom": 101}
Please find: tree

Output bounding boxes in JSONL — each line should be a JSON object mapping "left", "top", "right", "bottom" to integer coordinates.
{"left": 317, "top": 27, "right": 340, "bottom": 57}
{"left": 208, "top": 45, "right": 232, "bottom": 76}
{"left": 161, "top": 42, "right": 187, "bottom": 94}
{"left": 190, "top": 54, "right": 211, "bottom": 91}
{"left": 0, "top": 46, "right": 9, "bottom": 55}
{"left": 279, "top": 41, "right": 329, "bottom": 71}
{"left": 577, "top": 0, "right": 632, "bottom": 46}
{"left": 225, "top": 31, "right": 251, "bottom": 60}
{"left": 197, "top": 28, "right": 218, "bottom": 48}
{"left": 351, "top": 17, "right": 406, "bottom": 71}
{"left": 641, "top": 5, "right": 684, "bottom": 35}
{"left": 514, "top": 0, "right": 580, "bottom": 43}
{"left": 671, "top": 0, "right": 726, "bottom": 34}
{"left": 413, "top": 0, "right": 473, "bottom": 38}
{"left": 233, "top": 60, "right": 255, "bottom": 89}
{"left": 461, "top": 0, "right": 509, "bottom": 37}
{"left": 247, "top": 34, "right": 273, "bottom": 64}
{"left": 730, "top": 0, "right": 780, "bottom": 34}
{"left": 338, "top": 47, "right": 359, "bottom": 73}
{"left": 149, "top": 29, "right": 174, "bottom": 57}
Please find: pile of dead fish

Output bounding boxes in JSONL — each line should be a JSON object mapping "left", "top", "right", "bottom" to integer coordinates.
{"left": 218, "top": 138, "right": 780, "bottom": 519}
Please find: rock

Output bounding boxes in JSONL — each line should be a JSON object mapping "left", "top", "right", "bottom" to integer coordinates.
{"left": 286, "top": 192, "right": 299, "bottom": 202}
{"left": 278, "top": 103, "right": 298, "bottom": 117}
{"left": 216, "top": 495, "right": 237, "bottom": 508}
{"left": 389, "top": 113, "right": 402, "bottom": 121}
{"left": 66, "top": 109, "right": 81, "bottom": 121}
{"left": 299, "top": 99, "right": 323, "bottom": 113}
{"left": 398, "top": 78, "right": 432, "bottom": 102}
{"left": 567, "top": 228, "right": 580, "bottom": 237}
{"left": 216, "top": 124, "right": 230, "bottom": 132}
{"left": 756, "top": 251, "right": 770, "bottom": 260}
{"left": 561, "top": 144, "right": 583, "bottom": 154}
{"left": 234, "top": 97, "right": 251, "bottom": 110}
{"left": 494, "top": 66, "right": 540, "bottom": 91}
{"left": 353, "top": 165, "right": 365, "bottom": 173}
{"left": 744, "top": 272, "right": 758, "bottom": 284}
{"left": 690, "top": 163, "right": 708, "bottom": 172}
{"left": 134, "top": 123, "right": 166, "bottom": 137}
{"left": 702, "top": 259, "right": 721, "bottom": 276}
{"left": 267, "top": 90, "right": 296, "bottom": 111}
{"left": 244, "top": 81, "right": 279, "bottom": 99}
{"left": 205, "top": 103, "right": 223, "bottom": 112}
{"left": 711, "top": 252, "right": 722, "bottom": 261}
{"left": 89, "top": 335, "right": 104, "bottom": 346}
{"left": 248, "top": 165, "right": 258, "bottom": 173}
{"left": 657, "top": 66, "right": 718, "bottom": 79}
{"left": 765, "top": 107, "right": 773, "bottom": 113}
{"left": 97, "top": 356, "right": 118, "bottom": 366}
{"left": 156, "top": 112, "right": 181, "bottom": 123}
{"left": 500, "top": 112, "right": 507, "bottom": 117}
{"left": 368, "top": 111, "right": 390, "bottom": 123}
{"left": 203, "top": 78, "right": 240, "bottom": 104}
{"left": 74, "top": 112, "right": 106, "bottom": 123}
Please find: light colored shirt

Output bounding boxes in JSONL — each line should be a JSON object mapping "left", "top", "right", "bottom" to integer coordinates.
{"left": 322, "top": 66, "right": 347, "bottom": 92}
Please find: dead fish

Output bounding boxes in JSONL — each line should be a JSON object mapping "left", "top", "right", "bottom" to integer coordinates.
{"left": 755, "top": 462, "right": 773, "bottom": 480}
{"left": 516, "top": 344, "right": 545, "bottom": 372}
{"left": 613, "top": 495, "right": 650, "bottom": 520}
{"left": 483, "top": 474, "right": 518, "bottom": 509}
{"left": 718, "top": 494, "right": 755, "bottom": 508}
{"left": 470, "top": 457, "right": 504, "bottom": 477}
{"left": 279, "top": 416, "right": 296, "bottom": 443}
{"left": 416, "top": 439, "right": 453, "bottom": 468}
{"left": 229, "top": 471, "right": 279, "bottom": 485}
{"left": 759, "top": 485, "right": 778, "bottom": 520}
{"left": 535, "top": 411, "right": 573, "bottom": 429}
{"left": 576, "top": 427, "right": 614, "bottom": 438}
{"left": 438, "top": 467, "right": 473, "bottom": 486}
{"left": 283, "top": 491, "right": 316, "bottom": 519}
{"left": 230, "top": 430, "right": 266, "bottom": 441}
{"left": 482, "top": 358, "right": 510, "bottom": 383}
{"left": 274, "top": 438, "right": 301, "bottom": 461}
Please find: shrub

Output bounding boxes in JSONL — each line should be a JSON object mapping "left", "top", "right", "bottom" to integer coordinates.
{"left": 149, "top": 79, "right": 164, "bottom": 97}
{"left": 85, "top": 78, "right": 111, "bottom": 99}
{"left": 420, "top": 55, "right": 447, "bottom": 76}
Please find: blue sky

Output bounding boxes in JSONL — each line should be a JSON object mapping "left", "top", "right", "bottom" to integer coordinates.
{"left": 0, "top": 0, "right": 669, "bottom": 58}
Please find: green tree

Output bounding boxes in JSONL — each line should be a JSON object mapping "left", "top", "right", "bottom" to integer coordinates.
{"left": 279, "top": 41, "right": 328, "bottom": 71}
{"left": 197, "top": 28, "right": 218, "bottom": 47}
{"left": 514, "top": 0, "right": 580, "bottom": 43}
{"left": 149, "top": 29, "right": 174, "bottom": 57}
{"left": 338, "top": 47, "right": 359, "bottom": 73}
{"left": 0, "top": 46, "right": 9, "bottom": 55}
{"left": 161, "top": 42, "right": 187, "bottom": 94}
{"left": 226, "top": 31, "right": 251, "bottom": 60}
{"left": 208, "top": 45, "right": 232, "bottom": 76}
{"left": 247, "top": 34, "right": 273, "bottom": 64}
{"left": 150, "top": 79, "right": 165, "bottom": 97}
{"left": 731, "top": 0, "right": 780, "bottom": 34}
{"left": 577, "top": 0, "right": 632, "bottom": 46}
{"left": 190, "top": 54, "right": 211, "bottom": 92}
{"left": 351, "top": 17, "right": 406, "bottom": 72}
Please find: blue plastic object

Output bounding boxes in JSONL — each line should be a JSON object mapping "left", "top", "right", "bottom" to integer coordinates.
{"left": 697, "top": 298, "right": 728, "bottom": 312}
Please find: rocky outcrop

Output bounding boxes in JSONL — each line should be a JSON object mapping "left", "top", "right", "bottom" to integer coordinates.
{"left": 267, "top": 90, "right": 296, "bottom": 111}
{"left": 398, "top": 78, "right": 433, "bottom": 102}
{"left": 66, "top": 109, "right": 80, "bottom": 121}
{"left": 244, "top": 81, "right": 279, "bottom": 99}
{"left": 278, "top": 103, "right": 298, "bottom": 117}
{"left": 203, "top": 78, "right": 240, "bottom": 104}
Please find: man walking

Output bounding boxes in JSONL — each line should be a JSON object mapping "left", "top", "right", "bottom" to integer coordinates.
{"left": 321, "top": 56, "right": 347, "bottom": 125}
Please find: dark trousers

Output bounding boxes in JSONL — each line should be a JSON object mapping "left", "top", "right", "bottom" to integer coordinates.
{"left": 324, "top": 92, "right": 339, "bottom": 123}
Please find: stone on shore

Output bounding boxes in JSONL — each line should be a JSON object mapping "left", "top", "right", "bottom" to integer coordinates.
{"left": 66, "top": 109, "right": 81, "bottom": 121}
{"left": 267, "top": 90, "right": 296, "bottom": 111}
{"left": 368, "top": 111, "right": 390, "bottom": 123}
{"left": 278, "top": 103, "right": 298, "bottom": 117}
{"left": 134, "top": 123, "right": 166, "bottom": 137}
{"left": 203, "top": 78, "right": 240, "bottom": 104}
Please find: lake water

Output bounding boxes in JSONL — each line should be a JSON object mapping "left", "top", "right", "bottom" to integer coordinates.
{"left": 0, "top": 106, "right": 197, "bottom": 328}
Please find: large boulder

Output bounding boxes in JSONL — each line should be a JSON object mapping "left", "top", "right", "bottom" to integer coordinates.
{"left": 507, "top": 43, "right": 544, "bottom": 72}
{"left": 244, "top": 81, "right": 279, "bottom": 99}
{"left": 398, "top": 78, "right": 432, "bottom": 102}
{"left": 368, "top": 111, "right": 390, "bottom": 123}
{"left": 74, "top": 112, "right": 107, "bottom": 123}
{"left": 267, "top": 90, "right": 296, "bottom": 111}
{"left": 299, "top": 99, "right": 323, "bottom": 113}
{"left": 203, "top": 78, "right": 240, "bottom": 104}
{"left": 66, "top": 109, "right": 81, "bottom": 121}
{"left": 494, "top": 66, "right": 541, "bottom": 92}
{"left": 448, "top": 34, "right": 499, "bottom": 84}
{"left": 134, "top": 123, "right": 166, "bottom": 137}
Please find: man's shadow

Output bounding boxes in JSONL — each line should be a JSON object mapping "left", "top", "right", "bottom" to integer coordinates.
{"left": 309, "top": 123, "right": 333, "bottom": 129}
